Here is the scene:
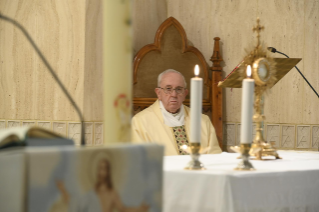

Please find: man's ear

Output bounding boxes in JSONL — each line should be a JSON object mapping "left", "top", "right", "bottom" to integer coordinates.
{"left": 184, "top": 89, "right": 189, "bottom": 97}
{"left": 155, "top": 88, "right": 161, "bottom": 100}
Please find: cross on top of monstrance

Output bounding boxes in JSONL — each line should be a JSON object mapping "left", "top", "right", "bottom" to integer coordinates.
{"left": 218, "top": 17, "right": 301, "bottom": 89}
{"left": 252, "top": 18, "right": 264, "bottom": 47}
{"left": 218, "top": 17, "right": 302, "bottom": 160}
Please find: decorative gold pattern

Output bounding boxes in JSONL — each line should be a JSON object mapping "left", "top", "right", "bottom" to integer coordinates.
{"left": 172, "top": 125, "right": 190, "bottom": 155}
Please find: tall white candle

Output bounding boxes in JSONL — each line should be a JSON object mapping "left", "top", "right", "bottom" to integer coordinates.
{"left": 190, "top": 65, "right": 203, "bottom": 143}
{"left": 240, "top": 65, "right": 255, "bottom": 144}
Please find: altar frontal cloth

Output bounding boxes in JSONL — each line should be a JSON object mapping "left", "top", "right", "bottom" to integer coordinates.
{"left": 0, "top": 144, "right": 163, "bottom": 212}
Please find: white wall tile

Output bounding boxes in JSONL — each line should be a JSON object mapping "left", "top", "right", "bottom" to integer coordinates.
{"left": 22, "top": 121, "right": 36, "bottom": 127}
{"left": 94, "top": 122, "right": 103, "bottom": 145}
{"left": 84, "top": 122, "right": 93, "bottom": 145}
{"left": 296, "top": 125, "right": 310, "bottom": 148}
{"left": 223, "top": 123, "right": 236, "bottom": 146}
{"left": 7, "top": 121, "right": 20, "bottom": 128}
{"left": 53, "top": 122, "right": 67, "bottom": 137}
{"left": 312, "top": 126, "right": 319, "bottom": 148}
{"left": 68, "top": 123, "right": 81, "bottom": 145}
{"left": 281, "top": 125, "right": 295, "bottom": 148}
{"left": 38, "top": 121, "right": 51, "bottom": 130}
{"left": 0, "top": 121, "right": 5, "bottom": 129}
{"left": 266, "top": 124, "right": 280, "bottom": 147}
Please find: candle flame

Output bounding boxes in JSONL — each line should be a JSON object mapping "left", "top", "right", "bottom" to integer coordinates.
{"left": 246, "top": 65, "right": 252, "bottom": 78}
{"left": 194, "top": 65, "right": 200, "bottom": 76}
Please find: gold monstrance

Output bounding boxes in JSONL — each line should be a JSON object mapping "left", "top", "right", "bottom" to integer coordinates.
{"left": 219, "top": 18, "right": 301, "bottom": 160}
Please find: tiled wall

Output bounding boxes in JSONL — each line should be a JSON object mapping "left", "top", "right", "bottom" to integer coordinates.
{"left": 224, "top": 122, "right": 319, "bottom": 151}
{"left": 0, "top": 120, "right": 103, "bottom": 146}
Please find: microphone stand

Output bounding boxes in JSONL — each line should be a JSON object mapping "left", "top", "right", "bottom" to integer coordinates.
{"left": 268, "top": 47, "right": 319, "bottom": 98}
{"left": 0, "top": 13, "right": 86, "bottom": 146}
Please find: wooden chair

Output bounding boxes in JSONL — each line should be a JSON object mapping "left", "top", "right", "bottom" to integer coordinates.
{"left": 133, "top": 17, "right": 223, "bottom": 148}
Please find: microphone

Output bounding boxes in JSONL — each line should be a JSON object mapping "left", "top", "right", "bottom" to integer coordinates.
{"left": 267, "top": 47, "right": 277, "bottom": 53}
{"left": 267, "top": 47, "right": 319, "bottom": 98}
{"left": 0, "top": 13, "right": 86, "bottom": 145}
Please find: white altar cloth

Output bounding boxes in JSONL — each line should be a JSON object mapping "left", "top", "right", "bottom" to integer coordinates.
{"left": 163, "top": 150, "right": 319, "bottom": 212}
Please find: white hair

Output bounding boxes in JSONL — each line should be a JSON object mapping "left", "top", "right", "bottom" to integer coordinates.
{"left": 157, "top": 69, "right": 187, "bottom": 88}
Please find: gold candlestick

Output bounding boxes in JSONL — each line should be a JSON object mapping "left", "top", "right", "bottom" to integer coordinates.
{"left": 233, "top": 144, "right": 255, "bottom": 171}
{"left": 251, "top": 87, "right": 281, "bottom": 160}
{"left": 184, "top": 143, "right": 205, "bottom": 170}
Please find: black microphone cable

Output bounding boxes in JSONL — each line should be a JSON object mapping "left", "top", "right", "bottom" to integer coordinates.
{"left": 0, "top": 13, "right": 86, "bottom": 146}
{"left": 267, "top": 47, "right": 319, "bottom": 99}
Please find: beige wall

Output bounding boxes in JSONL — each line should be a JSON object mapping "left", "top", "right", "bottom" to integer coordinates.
{"left": 132, "top": 0, "right": 319, "bottom": 150}
{"left": 0, "top": 0, "right": 103, "bottom": 145}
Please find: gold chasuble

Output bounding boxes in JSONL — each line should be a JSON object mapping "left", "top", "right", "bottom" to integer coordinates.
{"left": 132, "top": 100, "right": 222, "bottom": 156}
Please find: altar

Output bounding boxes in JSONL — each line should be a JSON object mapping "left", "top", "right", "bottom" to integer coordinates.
{"left": 163, "top": 151, "right": 319, "bottom": 212}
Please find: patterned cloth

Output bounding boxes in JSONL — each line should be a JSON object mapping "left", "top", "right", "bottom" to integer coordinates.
{"left": 172, "top": 125, "right": 189, "bottom": 155}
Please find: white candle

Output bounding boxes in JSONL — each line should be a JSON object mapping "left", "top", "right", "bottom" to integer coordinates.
{"left": 190, "top": 65, "right": 203, "bottom": 143}
{"left": 240, "top": 65, "right": 255, "bottom": 144}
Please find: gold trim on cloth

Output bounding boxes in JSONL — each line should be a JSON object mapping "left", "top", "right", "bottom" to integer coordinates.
{"left": 172, "top": 125, "right": 190, "bottom": 155}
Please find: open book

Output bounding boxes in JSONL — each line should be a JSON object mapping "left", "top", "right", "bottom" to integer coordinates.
{"left": 0, "top": 126, "right": 74, "bottom": 149}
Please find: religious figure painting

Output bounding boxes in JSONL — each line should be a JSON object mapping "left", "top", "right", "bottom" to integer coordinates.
{"left": 27, "top": 145, "right": 163, "bottom": 212}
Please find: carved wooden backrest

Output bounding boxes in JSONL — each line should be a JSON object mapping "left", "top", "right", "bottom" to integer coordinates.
{"left": 133, "top": 17, "right": 223, "bottom": 148}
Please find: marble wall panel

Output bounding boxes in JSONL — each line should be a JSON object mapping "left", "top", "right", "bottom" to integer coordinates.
{"left": 83, "top": 0, "right": 103, "bottom": 121}
{"left": 281, "top": 125, "right": 295, "bottom": 148}
{"left": 0, "top": 0, "right": 85, "bottom": 121}
{"left": 237, "top": 124, "right": 241, "bottom": 145}
{"left": 38, "top": 121, "right": 51, "bottom": 130}
{"left": 0, "top": 121, "right": 5, "bottom": 129}
{"left": 22, "top": 121, "right": 36, "bottom": 127}
{"left": 94, "top": 122, "right": 104, "bottom": 145}
{"left": 132, "top": 0, "right": 167, "bottom": 55}
{"left": 84, "top": 122, "right": 93, "bottom": 145}
{"left": 303, "top": 0, "right": 319, "bottom": 124}
{"left": 68, "top": 122, "right": 81, "bottom": 145}
{"left": 260, "top": 0, "right": 305, "bottom": 124}
{"left": 266, "top": 124, "right": 280, "bottom": 148}
{"left": 0, "top": 1, "right": 37, "bottom": 120}
{"left": 7, "top": 121, "right": 20, "bottom": 128}
{"left": 312, "top": 126, "right": 319, "bottom": 148}
{"left": 296, "top": 125, "right": 311, "bottom": 148}
{"left": 53, "top": 122, "right": 67, "bottom": 137}
{"left": 223, "top": 123, "right": 236, "bottom": 146}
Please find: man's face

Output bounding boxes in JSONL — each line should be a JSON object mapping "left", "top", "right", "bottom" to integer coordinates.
{"left": 155, "top": 72, "right": 188, "bottom": 113}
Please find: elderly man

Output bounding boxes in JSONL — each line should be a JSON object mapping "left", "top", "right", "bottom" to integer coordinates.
{"left": 132, "top": 69, "right": 221, "bottom": 156}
